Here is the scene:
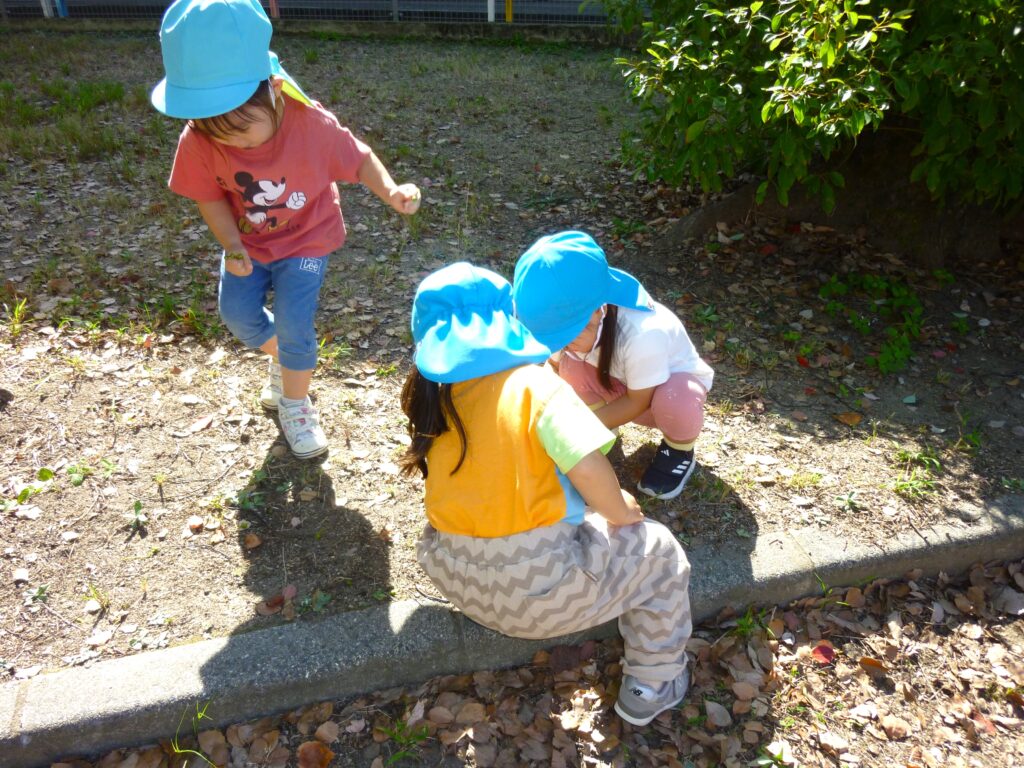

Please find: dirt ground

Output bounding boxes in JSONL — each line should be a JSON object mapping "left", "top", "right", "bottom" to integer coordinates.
{"left": 1, "top": 25, "right": 1023, "bottom": 759}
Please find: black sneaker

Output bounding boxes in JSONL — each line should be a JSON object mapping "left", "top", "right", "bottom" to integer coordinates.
{"left": 637, "top": 441, "right": 697, "bottom": 500}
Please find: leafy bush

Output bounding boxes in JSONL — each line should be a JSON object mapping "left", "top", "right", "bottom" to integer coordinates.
{"left": 604, "top": 0, "right": 1024, "bottom": 211}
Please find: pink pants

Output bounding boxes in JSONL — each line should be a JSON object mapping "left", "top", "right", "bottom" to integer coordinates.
{"left": 559, "top": 356, "right": 707, "bottom": 444}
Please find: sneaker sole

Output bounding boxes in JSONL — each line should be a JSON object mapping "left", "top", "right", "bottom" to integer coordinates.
{"left": 637, "top": 458, "right": 698, "bottom": 501}
{"left": 613, "top": 690, "right": 687, "bottom": 726}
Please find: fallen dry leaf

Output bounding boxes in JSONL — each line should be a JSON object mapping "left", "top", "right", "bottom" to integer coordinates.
{"left": 704, "top": 699, "right": 732, "bottom": 728}
{"left": 881, "top": 714, "right": 911, "bottom": 740}
{"left": 296, "top": 741, "right": 334, "bottom": 768}
{"left": 810, "top": 640, "right": 836, "bottom": 665}
{"left": 858, "top": 656, "right": 889, "bottom": 679}
{"left": 833, "top": 411, "right": 863, "bottom": 427}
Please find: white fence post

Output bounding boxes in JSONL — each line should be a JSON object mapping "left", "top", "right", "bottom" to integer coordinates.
{"left": 487, "top": 0, "right": 495, "bottom": 23}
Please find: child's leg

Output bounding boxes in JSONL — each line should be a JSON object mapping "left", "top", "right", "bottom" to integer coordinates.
{"left": 418, "top": 517, "right": 691, "bottom": 683}
{"left": 633, "top": 372, "right": 708, "bottom": 445}
{"left": 558, "top": 354, "right": 627, "bottom": 407}
{"left": 632, "top": 373, "right": 706, "bottom": 499}
{"left": 266, "top": 256, "right": 330, "bottom": 458}
{"left": 217, "top": 256, "right": 276, "bottom": 352}
{"left": 268, "top": 256, "right": 329, "bottom": 399}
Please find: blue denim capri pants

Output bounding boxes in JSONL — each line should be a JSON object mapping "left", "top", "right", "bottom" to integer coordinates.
{"left": 217, "top": 253, "right": 329, "bottom": 371}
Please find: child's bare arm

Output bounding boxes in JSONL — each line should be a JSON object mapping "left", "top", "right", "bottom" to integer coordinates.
{"left": 566, "top": 450, "right": 644, "bottom": 527}
{"left": 196, "top": 199, "right": 251, "bottom": 276}
{"left": 594, "top": 386, "right": 655, "bottom": 430}
{"left": 357, "top": 151, "right": 420, "bottom": 215}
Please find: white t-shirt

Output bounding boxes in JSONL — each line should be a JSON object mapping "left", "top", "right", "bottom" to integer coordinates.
{"left": 577, "top": 302, "right": 714, "bottom": 392}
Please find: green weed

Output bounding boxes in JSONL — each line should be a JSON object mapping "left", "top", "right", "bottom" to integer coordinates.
{"left": 3, "top": 298, "right": 29, "bottom": 340}
{"left": 382, "top": 717, "right": 430, "bottom": 766}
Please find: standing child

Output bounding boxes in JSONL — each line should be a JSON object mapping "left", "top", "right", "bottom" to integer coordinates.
{"left": 513, "top": 231, "right": 713, "bottom": 500}
{"left": 151, "top": 0, "right": 420, "bottom": 458}
{"left": 401, "top": 262, "right": 693, "bottom": 726}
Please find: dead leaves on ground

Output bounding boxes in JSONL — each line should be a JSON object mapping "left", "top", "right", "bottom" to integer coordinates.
{"left": 64, "top": 560, "right": 1023, "bottom": 768}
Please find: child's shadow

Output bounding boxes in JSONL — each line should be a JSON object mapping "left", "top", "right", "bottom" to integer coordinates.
{"left": 206, "top": 442, "right": 393, "bottom": 640}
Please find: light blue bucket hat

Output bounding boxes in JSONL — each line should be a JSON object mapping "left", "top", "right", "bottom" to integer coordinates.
{"left": 512, "top": 231, "right": 653, "bottom": 352}
{"left": 151, "top": 0, "right": 311, "bottom": 119}
{"left": 412, "top": 263, "right": 551, "bottom": 384}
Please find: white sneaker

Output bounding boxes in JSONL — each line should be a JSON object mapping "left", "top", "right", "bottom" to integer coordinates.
{"left": 260, "top": 358, "right": 283, "bottom": 410}
{"left": 278, "top": 397, "right": 328, "bottom": 458}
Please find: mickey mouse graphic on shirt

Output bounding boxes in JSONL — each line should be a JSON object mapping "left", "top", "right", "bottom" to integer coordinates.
{"left": 234, "top": 171, "right": 306, "bottom": 233}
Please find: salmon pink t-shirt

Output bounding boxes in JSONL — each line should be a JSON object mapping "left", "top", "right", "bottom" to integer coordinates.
{"left": 168, "top": 98, "right": 371, "bottom": 263}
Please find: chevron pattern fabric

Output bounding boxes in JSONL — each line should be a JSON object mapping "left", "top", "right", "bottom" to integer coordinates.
{"left": 418, "top": 516, "right": 692, "bottom": 684}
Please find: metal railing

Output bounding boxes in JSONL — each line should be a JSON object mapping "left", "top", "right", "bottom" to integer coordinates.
{"left": 0, "top": 0, "right": 610, "bottom": 24}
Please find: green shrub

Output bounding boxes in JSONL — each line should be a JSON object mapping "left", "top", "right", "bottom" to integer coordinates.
{"left": 604, "top": 0, "right": 1024, "bottom": 211}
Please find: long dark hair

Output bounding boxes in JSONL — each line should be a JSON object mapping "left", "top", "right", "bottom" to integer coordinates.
{"left": 399, "top": 368, "right": 467, "bottom": 479}
{"left": 595, "top": 304, "right": 619, "bottom": 391}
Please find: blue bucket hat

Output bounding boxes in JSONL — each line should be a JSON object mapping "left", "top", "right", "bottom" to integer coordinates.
{"left": 512, "top": 231, "right": 653, "bottom": 352}
{"left": 151, "top": 0, "right": 311, "bottom": 119}
{"left": 412, "top": 262, "right": 551, "bottom": 384}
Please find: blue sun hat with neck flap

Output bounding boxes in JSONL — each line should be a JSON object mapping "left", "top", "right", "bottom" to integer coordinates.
{"left": 512, "top": 230, "right": 653, "bottom": 352}
{"left": 412, "top": 263, "right": 552, "bottom": 384}
{"left": 151, "top": 0, "right": 311, "bottom": 119}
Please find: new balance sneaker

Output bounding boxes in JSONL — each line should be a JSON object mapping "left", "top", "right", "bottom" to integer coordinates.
{"left": 614, "top": 668, "right": 690, "bottom": 726}
{"left": 637, "top": 441, "right": 697, "bottom": 500}
{"left": 260, "top": 358, "right": 283, "bottom": 410}
{"left": 278, "top": 397, "right": 328, "bottom": 459}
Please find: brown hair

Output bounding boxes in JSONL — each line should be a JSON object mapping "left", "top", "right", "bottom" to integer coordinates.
{"left": 595, "top": 304, "right": 619, "bottom": 391}
{"left": 188, "top": 80, "right": 280, "bottom": 141}
{"left": 399, "top": 368, "right": 467, "bottom": 479}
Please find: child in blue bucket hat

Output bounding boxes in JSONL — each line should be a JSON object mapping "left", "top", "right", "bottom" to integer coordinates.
{"left": 401, "top": 262, "right": 694, "bottom": 727}
{"left": 513, "top": 231, "right": 714, "bottom": 500}
{"left": 151, "top": 0, "right": 421, "bottom": 459}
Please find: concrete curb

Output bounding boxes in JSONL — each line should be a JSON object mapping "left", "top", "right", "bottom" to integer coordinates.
{"left": 4, "top": 495, "right": 1023, "bottom": 768}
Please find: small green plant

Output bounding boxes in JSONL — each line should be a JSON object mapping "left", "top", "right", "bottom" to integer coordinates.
{"left": 834, "top": 491, "right": 861, "bottom": 512}
{"left": 297, "top": 589, "right": 332, "bottom": 615}
{"left": 375, "top": 362, "right": 399, "bottom": 378}
{"left": 170, "top": 701, "right": 217, "bottom": 767}
{"left": 693, "top": 303, "right": 720, "bottom": 328}
{"left": 950, "top": 313, "right": 970, "bottom": 335}
{"left": 24, "top": 585, "right": 49, "bottom": 605}
{"left": 67, "top": 462, "right": 94, "bottom": 487}
{"left": 731, "top": 606, "right": 767, "bottom": 638}
{"left": 3, "top": 298, "right": 29, "bottom": 340}
{"left": 85, "top": 582, "right": 110, "bottom": 612}
{"left": 381, "top": 717, "right": 430, "bottom": 765}
{"left": 893, "top": 468, "right": 936, "bottom": 499}
{"left": 894, "top": 446, "right": 942, "bottom": 473}
{"left": 1001, "top": 477, "right": 1024, "bottom": 492}
{"left": 932, "top": 269, "right": 956, "bottom": 286}
{"left": 127, "top": 500, "right": 148, "bottom": 531}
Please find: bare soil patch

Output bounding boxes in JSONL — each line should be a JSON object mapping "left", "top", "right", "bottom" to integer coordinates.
{"left": 1, "top": 25, "right": 1023, "bottom": 696}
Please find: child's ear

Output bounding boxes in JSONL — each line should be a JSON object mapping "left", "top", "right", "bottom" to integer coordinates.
{"left": 269, "top": 77, "right": 285, "bottom": 98}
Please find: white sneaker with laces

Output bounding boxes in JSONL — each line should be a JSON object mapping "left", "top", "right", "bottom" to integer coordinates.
{"left": 278, "top": 397, "right": 328, "bottom": 458}
{"left": 260, "top": 358, "right": 283, "bottom": 410}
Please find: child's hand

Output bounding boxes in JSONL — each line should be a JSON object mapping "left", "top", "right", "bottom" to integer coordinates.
{"left": 224, "top": 249, "right": 253, "bottom": 277}
{"left": 613, "top": 489, "right": 645, "bottom": 527}
{"left": 390, "top": 183, "right": 421, "bottom": 215}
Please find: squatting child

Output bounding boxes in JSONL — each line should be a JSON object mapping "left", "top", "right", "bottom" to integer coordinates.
{"left": 513, "top": 231, "right": 713, "bottom": 499}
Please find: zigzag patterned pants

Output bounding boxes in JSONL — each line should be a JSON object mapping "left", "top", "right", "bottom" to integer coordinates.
{"left": 418, "top": 515, "right": 692, "bottom": 684}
